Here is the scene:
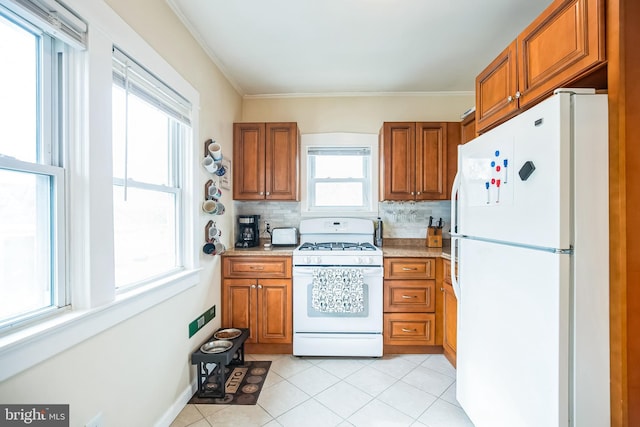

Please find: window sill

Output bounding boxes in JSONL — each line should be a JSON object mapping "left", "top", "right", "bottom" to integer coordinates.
{"left": 0, "top": 268, "right": 200, "bottom": 382}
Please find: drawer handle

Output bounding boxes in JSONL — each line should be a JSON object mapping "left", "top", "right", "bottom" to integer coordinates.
{"left": 402, "top": 328, "right": 417, "bottom": 333}
{"left": 401, "top": 295, "right": 417, "bottom": 299}
{"left": 401, "top": 267, "right": 418, "bottom": 271}
{"left": 250, "top": 266, "right": 264, "bottom": 270}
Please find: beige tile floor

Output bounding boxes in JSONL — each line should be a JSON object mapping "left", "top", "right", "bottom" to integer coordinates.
{"left": 170, "top": 353, "right": 475, "bottom": 427}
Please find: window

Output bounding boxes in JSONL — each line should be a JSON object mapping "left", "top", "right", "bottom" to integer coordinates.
{"left": 0, "top": 0, "right": 83, "bottom": 329}
{"left": 301, "top": 133, "right": 378, "bottom": 215}
{"left": 308, "top": 147, "right": 371, "bottom": 209}
{"left": 112, "top": 47, "right": 192, "bottom": 289}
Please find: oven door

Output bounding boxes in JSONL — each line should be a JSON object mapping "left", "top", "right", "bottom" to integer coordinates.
{"left": 293, "top": 266, "right": 383, "bottom": 333}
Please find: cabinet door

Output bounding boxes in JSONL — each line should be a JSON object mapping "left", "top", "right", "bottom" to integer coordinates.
{"left": 233, "top": 123, "right": 266, "bottom": 200}
{"left": 415, "top": 122, "right": 447, "bottom": 200}
{"left": 380, "top": 122, "right": 415, "bottom": 200}
{"left": 256, "top": 279, "right": 292, "bottom": 344}
{"left": 443, "top": 281, "right": 457, "bottom": 367}
{"left": 265, "top": 122, "right": 299, "bottom": 200}
{"left": 517, "top": 0, "right": 605, "bottom": 110}
{"left": 476, "top": 40, "right": 519, "bottom": 133}
{"left": 222, "top": 279, "right": 258, "bottom": 344}
{"left": 460, "top": 111, "right": 476, "bottom": 144}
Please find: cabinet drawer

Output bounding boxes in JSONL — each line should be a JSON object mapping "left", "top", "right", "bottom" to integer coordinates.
{"left": 223, "top": 256, "right": 291, "bottom": 278}
{"left": 384, "top": 280, "right": 435, "bottom": 313}
{"left": 384, "top": 258, "right": 434, "bottom": 279}
{"left": 384, "top": 313, "right": 435, "bottom": 345}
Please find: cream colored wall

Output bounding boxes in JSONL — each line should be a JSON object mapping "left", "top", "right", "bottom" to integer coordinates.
{"left": 241, "top": 93, "right": 475, "bottom": 133}
{"left": 0, "top": 1, "right": 241, "bottom": 426}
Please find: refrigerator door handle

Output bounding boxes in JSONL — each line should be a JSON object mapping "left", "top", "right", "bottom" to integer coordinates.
{"left": 451, "top": 171, "right": 461, "bottom": 235}
{"left": 451, "top": 236, "right": 461, "bottom": 299}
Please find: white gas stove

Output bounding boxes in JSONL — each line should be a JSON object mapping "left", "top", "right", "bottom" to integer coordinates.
{"left": 292, "top": 218, "right": 383, "bottom": 357}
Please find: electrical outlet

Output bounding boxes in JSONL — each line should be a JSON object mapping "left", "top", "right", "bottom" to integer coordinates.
{"left": 85, "top": 412, "right": 103, "bottom": 427}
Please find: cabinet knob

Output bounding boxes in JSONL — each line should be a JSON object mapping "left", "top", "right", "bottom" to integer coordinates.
{"left": 259, "top": 192, "right": 264, "bottom": 195}
{"left": 251, "top": 284, "right": 257, "bottom": 289}
{"left": 265, "top": 192, "right": 270, "bottom": 196}
{"left": 515, "top": 91, "right": 521, "bottom": 99}
{"left": 410, "top": 191, "right": 415, "bottom": 195}
{"left": 507, "top": 95, "right": 514, "bottom": 102}
{"left": 416, "top": 191, "right": 421, "bottom": 195}
{"left": 440, "top": 287, "right": 444, "bottom": 292}
{"left": 257, "top": 284, "right": 263, "bottom": 289}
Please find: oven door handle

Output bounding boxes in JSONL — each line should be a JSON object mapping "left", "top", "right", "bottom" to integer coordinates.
{"left": 293, "top": 267, "right": 383, "bottom": 277}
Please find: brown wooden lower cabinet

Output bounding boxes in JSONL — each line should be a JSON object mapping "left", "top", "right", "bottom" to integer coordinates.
{"left": 442, "top": 259, "right": 457, "bottom": 366}
{"left": 222, "top": 256, "right": 292, "bottom": 353}
{"left": 383, "top": 257, "right": 441, "bottom": 353}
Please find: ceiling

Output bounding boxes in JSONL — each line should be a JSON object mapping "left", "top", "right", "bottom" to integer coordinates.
{"left": 168, "top": 0, "right": 553, "bottom": 97}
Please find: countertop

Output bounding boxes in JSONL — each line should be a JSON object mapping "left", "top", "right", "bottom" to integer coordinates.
{"left": 222, "top": 238, "right": 452, "bottom": 259}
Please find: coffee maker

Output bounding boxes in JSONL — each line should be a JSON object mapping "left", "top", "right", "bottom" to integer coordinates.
{"left": 235, "top": 215, "right": 260, "bottom": 248}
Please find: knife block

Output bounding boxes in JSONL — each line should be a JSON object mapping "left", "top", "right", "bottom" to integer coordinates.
{"left": 426, "top": 227, "right": 442, "bottom": 248}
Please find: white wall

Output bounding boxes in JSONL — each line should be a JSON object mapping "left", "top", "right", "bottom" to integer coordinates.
{"left": 241, "top": 93, "right": 474, "bottom": 133}
{"left": 0, "top": 0, "right": 241, "bottom": 426}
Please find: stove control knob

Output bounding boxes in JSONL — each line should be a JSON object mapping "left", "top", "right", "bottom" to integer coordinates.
{"left": 304, "top": 256, "right": 312, "bottom": 264}
{"left": 314, "top": 256, "right": 322, "bottom": 264}
{"left": 365, "top": 257, "right": 373, "bottom": 264}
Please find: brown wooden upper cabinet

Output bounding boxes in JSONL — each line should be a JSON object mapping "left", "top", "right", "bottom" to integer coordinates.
{"left": 233, "top": 122, "right": 299, "bottom": 201}
{"left": 379, "top": 122, "right": 448, "bottom": 201}
{"left": 475, "top": 0, "right": 605, "bottom": 133}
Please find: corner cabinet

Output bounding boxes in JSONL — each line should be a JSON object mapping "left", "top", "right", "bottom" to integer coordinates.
{"left": 476, "top": 0, "right": 605, "bottom": 133}
{"left": 221, "top": 256, "right": 292, "bottom": 353}
{"left": 383, "top": 257, "right": 438, "bottom": 352}
{"left": 441, "top": 259, "right": 457, "bottom": 367}
{"left": 380, "top": 122, "right": 449, "bottom": 201}
{"left": 233, "top": 122, "right": 299, "bottom": 201}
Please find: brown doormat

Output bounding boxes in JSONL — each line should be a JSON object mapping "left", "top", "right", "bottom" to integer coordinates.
{"left": 188, "top": 361, "right": 271, "bottom": 405}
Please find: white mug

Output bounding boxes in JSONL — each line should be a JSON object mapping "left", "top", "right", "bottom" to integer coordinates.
{"left": 214, "top": 201, "right": 225, "bottom": 215}
{"left": 213, "top": 241, "right": 226, "bottom": 255}
{"left": 208, "top": 183, "right": 222, "bottom": 200}
{"left": 202, "top": 199, "right": 218, "bottom": 214}
{"left": 208, "top": 142, "right": 223, "bottom": 161}
{"left": 202, "top": 157, "right": 218, "bottom": 174}
{"left": 208, "top": 226, "right": 222, "bottom": 240}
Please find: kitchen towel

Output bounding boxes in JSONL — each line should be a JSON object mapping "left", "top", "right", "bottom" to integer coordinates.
{"left": 312, "top": 268, "right": 364, "bottom": 313}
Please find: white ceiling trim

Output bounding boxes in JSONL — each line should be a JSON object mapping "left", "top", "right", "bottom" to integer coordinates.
{"left": 242, "top": 90, "right": 475, "bottom": 100}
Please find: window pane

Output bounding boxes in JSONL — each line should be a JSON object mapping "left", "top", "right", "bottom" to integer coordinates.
{"left": 0, "top": 169, "right": 52, "bottom": 320}
{"left": 112, "top": 85, "right": 171, "bottom": 185}
{"left": 0, "top": 14, "right": 38, "bottom": 163}
{"left": 113, "top": 186, "right": 177, "bottom": 287}
{"left": 315, "top": 182, "right": 364, "bottom": 207}
{"left": 314, "top": 155, "right": 364, "bottom": 178}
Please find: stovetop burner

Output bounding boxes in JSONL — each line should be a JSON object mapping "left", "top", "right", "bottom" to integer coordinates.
{"left": 298, "top": 242, "right": 378, "bottom": 251}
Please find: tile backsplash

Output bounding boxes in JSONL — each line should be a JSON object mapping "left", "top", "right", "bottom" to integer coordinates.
{"left": 234, "top": 200, "right": 451, "bottom": 239}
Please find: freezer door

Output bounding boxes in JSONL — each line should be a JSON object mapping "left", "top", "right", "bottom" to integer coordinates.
{"left": 457, "top": 94, "right": 571, "bottom": 249}
{"left": 456, "top": 238, "right": 570, "bottom": 427}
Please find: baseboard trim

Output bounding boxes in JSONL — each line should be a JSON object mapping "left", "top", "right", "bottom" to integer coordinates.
{"left": 154, "top": 379, "right": 197, "bottom": 427}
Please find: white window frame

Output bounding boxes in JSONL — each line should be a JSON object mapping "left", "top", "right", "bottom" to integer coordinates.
{"left": 301, "top": 132, "right": 379, "bottom": 217}
{"left": 0, "top": 3, "right": 70, "bottom": 331}
{"left": 111, "top": 46, "right": 192, "bottom": 290}
{"left": 0, "top": 0, "right": 200, "bottom": 382}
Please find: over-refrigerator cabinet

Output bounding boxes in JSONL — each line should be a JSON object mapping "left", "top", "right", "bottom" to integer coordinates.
{"left": 451, "top": 91, "right": 610, "bottom": 427}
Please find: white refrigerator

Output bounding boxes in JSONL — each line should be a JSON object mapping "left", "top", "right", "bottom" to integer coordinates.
{"left": 450, "top": 90, "right": 610, "bottom": 427}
